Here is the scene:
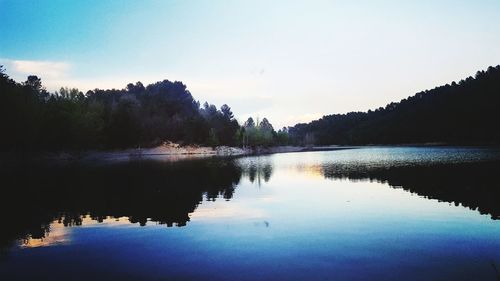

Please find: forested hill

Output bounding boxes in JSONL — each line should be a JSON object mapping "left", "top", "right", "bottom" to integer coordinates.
{"left": 289, "top": 65, "right": 500, "bottom": 145}
{"left": 0, "top": 66, "right": 290, "bottom": 151}
{"left": 0, "top": 67, "right": 241, "bottom": 150}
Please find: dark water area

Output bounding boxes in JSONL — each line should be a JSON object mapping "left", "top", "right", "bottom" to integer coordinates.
{"left": 0, "top": 147, "right": 499, "bottom": 281}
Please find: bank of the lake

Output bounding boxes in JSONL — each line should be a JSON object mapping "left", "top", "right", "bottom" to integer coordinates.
{"left": 1, "top": 144, "right": 360, "bottom": 165}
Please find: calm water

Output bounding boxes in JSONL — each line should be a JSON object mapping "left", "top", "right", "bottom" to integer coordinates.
{"left": 0, "top": 147, "right": 499, "bottom": 281}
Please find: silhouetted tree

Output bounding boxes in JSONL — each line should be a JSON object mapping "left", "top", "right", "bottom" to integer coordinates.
{"left": 25, "top": 75, "right": 43, "bottom": 92}
{"left": 244, "top": 117, "right": 255, "bottom": 128}
{"left": 220, "top": 104, "right": 234, "bottom": 120}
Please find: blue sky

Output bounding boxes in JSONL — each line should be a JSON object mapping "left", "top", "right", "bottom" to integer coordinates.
{"left": 1, "top": 0, "right": 500, "bottom": 127}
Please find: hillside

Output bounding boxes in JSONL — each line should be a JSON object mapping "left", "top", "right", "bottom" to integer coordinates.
{"left": 289, "top": 65, "right": 500, "bottom": 145}
{"left": 0, "top": 67, "right": 241, "bottom": 151}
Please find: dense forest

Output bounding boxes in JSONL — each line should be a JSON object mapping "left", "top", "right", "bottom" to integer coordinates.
{"left": 289, "top": 65, "right": 500, "bottom": 145}
{"left": 0, "top": 66, "right": 285, "bottom": 151}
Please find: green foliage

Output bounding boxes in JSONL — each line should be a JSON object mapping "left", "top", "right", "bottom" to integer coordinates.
{"left": 242, "top": 117, "right": 288, "bottom": 147}
{"left": 275, "top": 128, "right": 289, "bottom": 145}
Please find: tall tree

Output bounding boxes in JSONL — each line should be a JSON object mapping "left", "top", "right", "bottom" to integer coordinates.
{"left": 220, "top": 104, "right": 234, "bottom": 120}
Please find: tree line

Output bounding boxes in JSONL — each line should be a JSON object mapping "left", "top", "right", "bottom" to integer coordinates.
{"left": 289, "top": 65, "right": 500, "bottom": 145}
{"left": 0, "top": 66, "right": 292, "bottom": 150}
{"left": 4, "top": 64, "right": 498, "bottom": 150}
{"left": 0, "top": 66, "right": 287, "bottom": 151}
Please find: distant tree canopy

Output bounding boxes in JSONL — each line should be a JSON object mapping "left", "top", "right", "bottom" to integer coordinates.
{"left": 0, "top": 66, "right": 242, "bottom": 150}
{"left": 289, "top": 65, "right": 500, "bottom": 145}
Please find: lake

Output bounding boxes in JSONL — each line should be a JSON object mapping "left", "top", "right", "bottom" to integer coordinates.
{"left": 0, "top": 147, "right": 499, "bottom": 281}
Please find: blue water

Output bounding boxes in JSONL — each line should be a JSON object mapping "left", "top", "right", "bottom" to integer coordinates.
{"left": 0, "top": 147, "right": 499, "bottom": 281}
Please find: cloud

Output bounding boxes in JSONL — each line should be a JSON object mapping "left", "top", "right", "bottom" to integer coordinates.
{"left": 0, "top": 58, "right": 158, "bottom": 91}
{"left": 0, "top": 58, "right": 74, "bottom": 90}
{"left": 12, "top": 59, "right": 70, "bottom": 79}
{"left": 1, "top": 58, "right": 70, "bottom": 79}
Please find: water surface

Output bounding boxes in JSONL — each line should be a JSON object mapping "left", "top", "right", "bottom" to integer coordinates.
{"left": 0, "top": 147, "right": 499, "bottom": 281}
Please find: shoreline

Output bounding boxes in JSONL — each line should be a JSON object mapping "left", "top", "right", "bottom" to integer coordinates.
{"left": 0, "top": 144, "right": 358, "bottom": 165}
{"left": 74, "top": 144, "right": 359, "bottom": 163}
{"left": 2, "top": 143, "right": 499, "bottom": 165}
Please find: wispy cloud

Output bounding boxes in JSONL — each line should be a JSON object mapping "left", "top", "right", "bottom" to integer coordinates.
{"left": 0, "top": 58, "right": 73, "bottom": 90}
{"left": 1, "top": 58, "right": 70, "bottom": 79}
{"left": 0, "top": 58, "right": 160, "bottom": 91}
{"left": 11, "top": 59, "right": 70, "bottom": 79}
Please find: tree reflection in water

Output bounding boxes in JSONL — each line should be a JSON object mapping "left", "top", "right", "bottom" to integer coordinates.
{"left": 239, "top": 157, "right": 273, "bottom": 186}
{"left": 319, "top": 160, "right": 500, "bottom": 220}
{"left": 0, "top": 158, "right": 242, "bottom": 250}
{"left": 0, "top": 155, "right": 498, "bottom": 251}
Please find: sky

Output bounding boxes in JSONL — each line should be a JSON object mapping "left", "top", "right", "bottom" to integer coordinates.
{"left": 1, "top": 0, "right": 500, "bottom": 128}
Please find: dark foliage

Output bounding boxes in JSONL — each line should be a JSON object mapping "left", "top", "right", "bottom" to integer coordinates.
{"left": 289, "top": 65, "right": 500, "bottom": 145}
{"left": 0, "top": 67, "right": 240, "bottom": 150}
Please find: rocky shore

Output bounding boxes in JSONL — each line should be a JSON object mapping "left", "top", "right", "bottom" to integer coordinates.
{"left": 0, "top": 143, "right": 357, "bottom": 165}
